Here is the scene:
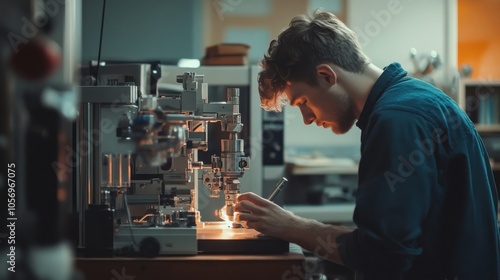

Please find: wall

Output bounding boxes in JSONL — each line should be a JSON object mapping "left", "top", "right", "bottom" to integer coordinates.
{"left": 347, "top": 0, "right": 455, "bottom": 87}
{"left": 203, "top": 0, "right": 347, "bottom": 64}
{"left": 82, "top": 0, "right": 203, "bottom": 63}
{"left": 458, "top": 0, "right": 500, "bottom": 80}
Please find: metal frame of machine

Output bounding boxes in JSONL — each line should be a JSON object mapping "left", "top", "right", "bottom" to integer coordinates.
{"left": 76, "top": 64, "right": 287, "bottom": 257}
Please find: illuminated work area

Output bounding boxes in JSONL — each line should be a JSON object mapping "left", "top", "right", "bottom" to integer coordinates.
{"left": 1, "top": 0, "right": 499, "bottom": 279}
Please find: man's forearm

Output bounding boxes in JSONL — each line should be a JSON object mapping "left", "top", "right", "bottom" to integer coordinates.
{"left": 284, "top": 215, "right": 353, "bottom": 265}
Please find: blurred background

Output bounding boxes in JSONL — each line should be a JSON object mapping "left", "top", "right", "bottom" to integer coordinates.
{"left": 80, "top": 0, "right": 499, "bottom": 158}
{"left": 2, "top": 0, "right": 499, "bottom": 279}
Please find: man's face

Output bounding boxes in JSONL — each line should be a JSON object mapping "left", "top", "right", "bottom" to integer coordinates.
{"left": 284, "top": 80, "right": 356, "bottom": 134}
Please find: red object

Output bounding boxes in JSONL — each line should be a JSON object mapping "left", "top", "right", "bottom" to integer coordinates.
{"left": 9, "top": 36, "right": 62, "bottom": 80}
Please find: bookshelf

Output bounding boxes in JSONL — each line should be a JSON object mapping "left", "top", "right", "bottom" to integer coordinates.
{"left": 458, "top": 79, "right": 500, "bottom": 131}
{"left": 458, "top": 80, "right": 500, "bottom": 192}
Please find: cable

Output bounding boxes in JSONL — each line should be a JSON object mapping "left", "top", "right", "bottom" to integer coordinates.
{"left": 192, "top": 122, "right": 203, "bottom": 131}
{"left": 95, "top": 0, "right": 107, "bottom": 84}
{"left": 123, "top": 193, "right": 140, "bottom": 248}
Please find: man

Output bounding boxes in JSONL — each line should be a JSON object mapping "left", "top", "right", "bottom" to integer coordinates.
{"left": 235, "top": 10, "right": 500, "bottom": 279}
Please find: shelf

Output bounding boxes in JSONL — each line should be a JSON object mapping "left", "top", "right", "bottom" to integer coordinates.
{"left": 285, "top": 158, "right": 359, "bottom": 176}
{"left": 476, "top": 124, "right": 500, "bottom": 133}
{"left": 289, "top": 165, "right": 359, "bottom": 175}
{"left": 491, "top": 161, "right": 500, "bottom": 171}
{"left": 284, "top": 203, "right": 355, "bottom": 223}
{"left": 160, "top": 65, "right": 251, "bottom": 86}
{"left": 459, "top": 80, "right": 500, "bottom": 127}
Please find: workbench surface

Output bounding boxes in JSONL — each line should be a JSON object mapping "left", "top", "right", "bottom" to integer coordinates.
{"left": 75, "top": 244, "right": 305, "bottom": 280}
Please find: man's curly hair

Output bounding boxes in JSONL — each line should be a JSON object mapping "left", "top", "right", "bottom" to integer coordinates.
{"left": 258, "top": 10, "right": 370, "bottom": 111}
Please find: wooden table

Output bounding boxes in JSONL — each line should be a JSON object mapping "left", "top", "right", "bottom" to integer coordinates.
{"left": 75, "top": 244, "right": 305, "bottom": 280}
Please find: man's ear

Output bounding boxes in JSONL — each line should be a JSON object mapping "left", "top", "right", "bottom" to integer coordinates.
{"left": 316, "top": 64, "right": 337, "bottom": 86}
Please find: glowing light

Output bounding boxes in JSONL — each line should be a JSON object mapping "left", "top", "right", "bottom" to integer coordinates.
{"left": 215, "top": 205, "right": 234, "bottom": 228}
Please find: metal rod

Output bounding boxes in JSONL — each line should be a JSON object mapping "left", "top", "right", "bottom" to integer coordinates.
{"left": 92, "top": 103, "right": 101, "bottom": 204}
{"left": 78, "top": 102, "right": 91, "bottom": 248}
{"left": 267, "top": 177, "right": 288, "bottom": 201}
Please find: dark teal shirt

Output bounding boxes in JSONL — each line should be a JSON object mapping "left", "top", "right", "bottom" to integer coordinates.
{"left": 338, "top": 63, "right": 500, "bottom": 279}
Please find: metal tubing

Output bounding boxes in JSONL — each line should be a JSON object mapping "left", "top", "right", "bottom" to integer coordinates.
{"left": 92, "top": 103, "right": 101, "bottom": 204}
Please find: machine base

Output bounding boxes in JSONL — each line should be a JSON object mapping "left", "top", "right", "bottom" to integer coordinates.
{"left": 197, "top": 222, "right": 289, "bottom": 254}
{"left": 114, "top": 226, "right": 197, "bottom": 257}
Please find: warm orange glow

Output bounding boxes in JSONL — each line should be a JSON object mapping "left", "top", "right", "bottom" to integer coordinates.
{"left": 215, "top": 205, "right": 235, "bottom": 228}
{"left": 57, "top": 188, "right": 67, "bottom": 202}
{"left": 458, "top": 0, "right": 500, "bottom": 79}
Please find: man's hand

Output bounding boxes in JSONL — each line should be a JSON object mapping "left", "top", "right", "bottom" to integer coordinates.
{"left": 235, "top": 192, "right": 298, "bottom": 240}
{"left": 235, "top": 192, "right": 352, "bottom": 265}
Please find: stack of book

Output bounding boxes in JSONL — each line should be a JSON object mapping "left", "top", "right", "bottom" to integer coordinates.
{"left": 478, "top": 93, "right": 500, "bottom": 125}
{"left": 202, "top": 43, "right": 250, "bottom": 66}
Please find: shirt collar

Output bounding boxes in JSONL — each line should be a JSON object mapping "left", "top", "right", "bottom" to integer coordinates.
{"left": 356, "top": 63, "right": 408, "bottom": 130}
